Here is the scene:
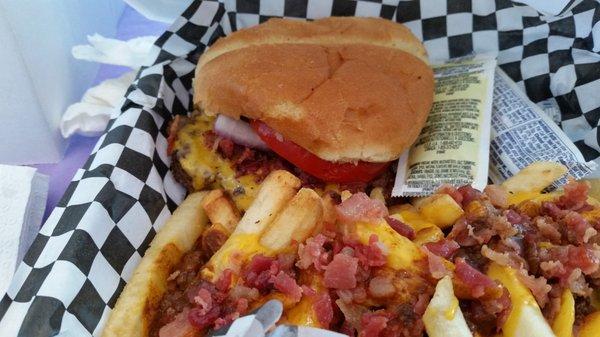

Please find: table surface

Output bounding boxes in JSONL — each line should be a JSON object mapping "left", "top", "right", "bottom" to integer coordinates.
{"left": 33, "top": 6, "right": 168, "bottom": 221}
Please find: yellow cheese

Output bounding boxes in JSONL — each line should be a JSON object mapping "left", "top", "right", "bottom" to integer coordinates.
{"left": 285, "top": 295, "right": 320, "bottom": 327}
{"left": 355, "top": 220, "right": 424, "bottom": 271}
{"left": 551, "top": 289, "right": 574, "bottom": 337}
{"left": 391, "top": 209, "right": 436, "bottom": 232}
{"left": 417, "top": 194, "right": 464, "bottom": 229}
{"left": 487, "top": 263, "right": 556, "bottom": 337}
{"left": 174, "top": 114, "right": 259, "bottom": 211}
{"left": 507, "top": 191, "right": 560, "bottom": 206}
{"left": 202, "top": 233, "right": 268, "bottom": 281}
{"left": 579, "top": 311, "right": 600, "bottom": 337}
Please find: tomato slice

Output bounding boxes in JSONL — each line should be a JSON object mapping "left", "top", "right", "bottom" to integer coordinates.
{"left": 250, "top": 120, "right": 391, "bottom": 183}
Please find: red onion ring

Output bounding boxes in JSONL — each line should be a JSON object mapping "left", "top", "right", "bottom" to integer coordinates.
{"left": 213, "top": 114, "right": 269, "bottom": 151}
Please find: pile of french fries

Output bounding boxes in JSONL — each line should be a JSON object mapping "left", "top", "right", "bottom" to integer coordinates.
{"left": 104, "top": 162, "right": 600, "bottom": 337}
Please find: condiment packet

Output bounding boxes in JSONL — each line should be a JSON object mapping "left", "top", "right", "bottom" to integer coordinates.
{"left": 488, "top": 68, "right": 596, "bottom": 185}
{"left": 393, "top": 55, "right": 496, "bottom": 197}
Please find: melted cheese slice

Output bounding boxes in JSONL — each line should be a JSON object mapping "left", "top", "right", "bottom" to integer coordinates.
{"left": 174, "top": 114, "right": 259, "bottom": 211}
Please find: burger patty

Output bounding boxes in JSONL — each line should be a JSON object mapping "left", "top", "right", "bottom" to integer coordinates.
{"left": 169, "top": 112, "right": 399, "bottom": 210}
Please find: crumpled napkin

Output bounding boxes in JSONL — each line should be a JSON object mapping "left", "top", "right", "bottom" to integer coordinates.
{"left": 61, "top": 34, "right": 157, "bottom": 138}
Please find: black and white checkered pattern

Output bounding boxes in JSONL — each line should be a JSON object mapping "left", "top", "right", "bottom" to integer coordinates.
{"left": 1, "top": 0, "right": 599, "bottom": 336}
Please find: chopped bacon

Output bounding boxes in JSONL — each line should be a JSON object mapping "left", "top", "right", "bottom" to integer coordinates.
{"left": 484, "top": 185, "right": 509, "bottom": 209}
{"left": 458, "top": 185, "right": 483, "bottom": 207}
{"left": 242, "top": 255, "right": 278, "bottom": 292}
{"left": 336, "top": 192, "right": 388, "bottom": 223}
{"left": 353, "top": 235, "right": 387, "bottom": 268}
{"left": 324, "top": 253, "right": 359, "bottom": 289}
{"left": 516, "top": 271, "right": 551, "bottom": 307}
{"left": 159, "top": 309, "right": 196, "bottom": 337}
{"left": 437, "top": 184, "right": 463, "bottom": 204}
{"left": 188, "top": 305, "right": 220, "bottom": 329}
{"left": 424, "top": 239, "right": 460, "bottom": 259}
{"left": 166, "top": 115, "right": 183, "bottom": 156}
{"left": 272, "top": 271, "right": 302, "bottom": 302}
{"left": 296, "top": 234, "right": 330, "bottom": 271}
{"left": 359, "top": 312, "right": 389, "bottom": 337}
{"left": 385, "top": 216, "right": 415, "bottom": 240}
{"left": 564, "top": 211, "right": 595, "bottom": 244}
{"left": 314, "top": 292, "right": 334, "bottom": 328}
{"left": 448, "top": 218, "right": 479, "bottom": 246}
{"left": 542, "top": 202, "right": 567, "bottom": 219}
{"left": 505, "top": 209, "right": 523, "bottom": 224}
{"left": 424, "top": 248, "right": 451, "bottom": 279}
{"left": 368, "top": 276, "right": 395, "bottom": 298}
{"left": 192, "top": 288, "right": 213, "bottom": 315}
{"left": 218, "top": 138, "right": 235, "bottom": 158}
{"left": 454, "top": 258, "right": 503, "bottom": 300}
{"left": 413, "top": 293, "right": 430, "bottom": 316}
{"left": 216, "top": 269, "right": 233, "bottom": 292}
{"left": 557, "top": 180, "right": 589, "bottom": 210}
{"left": 534, "top": 217, "right": 562, "bottom": 243}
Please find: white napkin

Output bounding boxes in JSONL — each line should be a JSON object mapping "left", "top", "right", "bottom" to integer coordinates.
{"left": 60, "top": 71, "right": 136, "bottom": 137}
{"left": 61, "top": 33, "right": 157, "bottom": 138}
{"left": 0, "top": 165, "right": 48, "bottom": 296}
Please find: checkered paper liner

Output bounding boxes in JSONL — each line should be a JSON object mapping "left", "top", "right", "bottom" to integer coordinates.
{"left": 1, "top": 0, "right": 600, "bottom": 336}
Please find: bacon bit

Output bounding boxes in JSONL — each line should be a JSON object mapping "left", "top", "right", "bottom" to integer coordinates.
{"left": 542, "top": 202, "right": 567, "bottom": 219}
{"left": 324, "top": 253, "right": 359, "bottom": 289}
{"left": 454, "top": 258, "right": 503, "bottom": 300}
{"left": 484, "top": 185, "right": 509, "bottom": 209}
{"left": 192, "top": 288, "right": 213, "bottom": 314}
{"left": 414, "top": 293, "right": 430, "bottom": 316}
{"left": 218, "top": 138, "right": 235, "bottom": 158}
{"left": 368, "top": 276, "right": 395, "bottom": 298}
{"left": 557, "top": 180, "right": 589, "bottom": 210}
{"left": 424, "top": 248, "right": 451, "bottom": 279}
{"left": 516, "top": 271, "right": 551, "bottom": 307}
{"left": 353, "top": 235, "right": 387, "bottom": 268}
{"left": 424, "top": 239, "right": 460, "bottom": 259}
{"left": 566, "top": 268, "right": 593, "bottom": 296}
{"left": 564, "top": 211, "right": 595, "bottom": 244}
{"left": 188, "top": 305, "right": 220, "bottom": 329}
{"left": 385, "top": 216, "right": 415, "bottom": 240}
{"left": 296, "top": 234, "right": 330, "bottom": 271}
{"left": 159, "top": 309, "right": 196, "bottom": 337}
{"left": 216, "top": 269, "right": 233, "bottom": 292}
{"left": 534, "top": 217, "right": 562, "bottom": 243}
{"left": 566, "top": 246, "right": 599, "bottom": 275}
{"left": 437, "top": 184, "right": 463, "bottom": 204}
{"left": 166, "top": 115, "right": 182, "bottom": 155}
{"left": 359, "top": 312, "right": 389, "bottom": 337}
{"left": 272, "top": 271, "right": 302, "bottom": 302}
{"left": 314, "top": 292, "right": 334, "bottom": 328}
{"left": 242, "top": 255, "right": 278, "bottom": 292}
{"left": 335, "top": 192, "right": 388, "bottom": 223}
{"left": 481, "top": 245, "right": 519, "bottom": 269}
{"left": 505, "top": 209, "right": 523, "bottom": 224}
{"left": 448, "top": 218, "right": 479, "bottom": 246}
{"left": 458, "top": 185, "right": 483, "bottom": 207}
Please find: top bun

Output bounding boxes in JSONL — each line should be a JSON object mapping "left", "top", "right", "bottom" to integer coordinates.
{"left": 194, "top": 17, "right": 434, "bottom": 163}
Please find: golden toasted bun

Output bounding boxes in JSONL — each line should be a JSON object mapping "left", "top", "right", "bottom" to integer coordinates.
{"left": 194, "top": 17, "right": 434, "bottom": 163}
{"left": 102, "top": 192, "right": 209, "bottom": 337}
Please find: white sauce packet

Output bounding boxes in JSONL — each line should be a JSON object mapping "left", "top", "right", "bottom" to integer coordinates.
{"left": 393, "top": 56, "right": 496, "bottom": 197}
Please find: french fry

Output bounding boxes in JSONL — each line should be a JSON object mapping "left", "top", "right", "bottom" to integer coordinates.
{"left": 234, "top": 170, "right": 301, "bottom": 235}
{"left": 551, "top": 289, "right": 574, "bottom": 337}
{"left": 103, "top": 192, "right": 209, "bottom": 337}
{"left": 502, "top": 161, "right": 567, "bottom": 194}
{"left": 416, "top": 194, "right": 464, "bottom": 229}
{"left": 487, "top": 263, "right": 556, "bottom": 337}
{"left": 423, "top": 276, "right": 472, "bottom": 337}
{"left": 202, "top": 170, "right": 301, "bottom": 281}
{"left": 202, "top": 189, "right": 240, "bottom": 233}
{"left": 260, "top": 188, "right": 323, "bottom": 252}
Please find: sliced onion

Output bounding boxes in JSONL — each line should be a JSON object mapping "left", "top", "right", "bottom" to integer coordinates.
{"left": 213, "top": 114, "right": 269, "bottom": 151}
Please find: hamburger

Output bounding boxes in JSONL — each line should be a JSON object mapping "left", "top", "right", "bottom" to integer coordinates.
{"left": 170, "top": 17, "right": 434, "bottom": 210}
